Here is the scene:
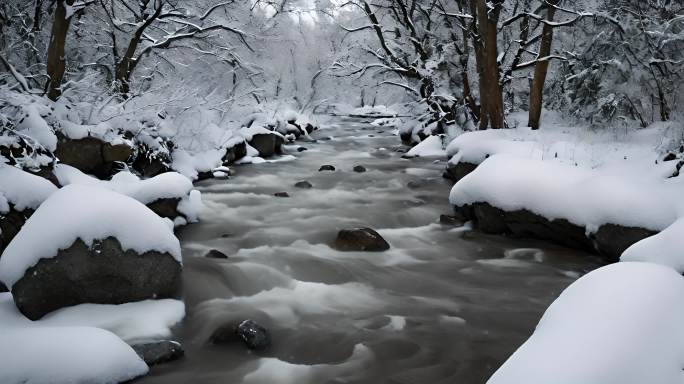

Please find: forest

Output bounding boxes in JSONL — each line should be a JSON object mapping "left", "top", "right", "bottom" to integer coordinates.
{"left": 0, "top": 0, "right": 683, "bottom": 383}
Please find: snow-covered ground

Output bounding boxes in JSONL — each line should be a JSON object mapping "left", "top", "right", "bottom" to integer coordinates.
{"left": 0, "top": 292, "right": 183, "bottom": 384}
{"left": 488, "top": 262, "right": 684, "bottom": 384}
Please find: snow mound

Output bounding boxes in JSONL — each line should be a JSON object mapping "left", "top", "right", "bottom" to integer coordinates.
{"left": 449, "top": 153, "right": 681, "bottom": 232}
{"left": 0, "top": 165, "right": 57, "bottom": 213}
{"left": 0, "top": 288, "right": 184, "bottom": 382}
{"left": 488, "top": 262, "right": 684, "bottom": 384}
{"left": 621, "top": 218, "right": 684, "bottom": 273}
{"left": 0, "top": 184, "right": 181, "bottom": 288}
{"left": 404, "top": 135, "right": 446, "bottom": 158}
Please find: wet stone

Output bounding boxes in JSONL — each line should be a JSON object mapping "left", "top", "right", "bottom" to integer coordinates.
{"left": 132, "top": 340, "right": 184, "bottom": 366}
{"left": 294, "top": 181, "right": 313, "bottom": 189}
{"left": 335, "top": 227, "right": 390, "bottom": 252}
{"left": 353, "top": 165, "right": 367, "bottom": 173}
{"left": 205, "top": 249, "right": 229, "bottom": 259}
{"left": 236, "top": 319, "right": 271, "bottom": 350}
{"left": 297, "top": 147, "right": 308, "bottom": 152}
{"left": 319, "top": 165, "right": 336, "bottom": 171}
{"left": 274, "top": 192, "right": 290, "bottom": 198}
{"left": 440, "top": 214, "right": 465, "bottom": 226}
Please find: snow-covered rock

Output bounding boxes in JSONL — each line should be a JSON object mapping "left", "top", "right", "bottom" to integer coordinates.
{"left": 0, "top": 165, "right": 58, "bottom": 256}
{"left": 0, "top": 292, "right": 186, "bottom": 383}
{"left": 54, "top": 164, "right": 201, "bottom": 225}
{"left": 403, "top": 135, "right": 446, "bottom": 158}
{"left": 0, "top": 184, "right": 182, "bottom": 319}
{"left": 239, "top": 127, "right": 285, "bottom": 158}
{"left": 621, "top": 218, "right": 684, "bottom": 273}
{"left": 488, "top": 262, "right": 684, "bottom": 384}
{"left": 0, "top": 165, "right": 57, "bottom": 214}
{"left": 449, "top": 153, "right": 682, "bottom": 258}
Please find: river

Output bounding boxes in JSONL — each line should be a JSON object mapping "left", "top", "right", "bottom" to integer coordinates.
{"left": 137, "top": 116, "right": 603, "bottom": 383}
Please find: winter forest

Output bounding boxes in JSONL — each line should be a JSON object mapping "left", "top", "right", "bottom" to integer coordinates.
{"left": 0, "top": 0, "right": 683, "bottom": 383}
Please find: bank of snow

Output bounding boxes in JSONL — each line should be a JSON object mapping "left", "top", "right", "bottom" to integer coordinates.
{"left": 488, "top": 262, "right": 684, "bottom": 384}
{"left": 0, "top": 184, "right": 181, "bottom": 288}
{"left": 0, "top": 292, "right": 185, "bottom": 384}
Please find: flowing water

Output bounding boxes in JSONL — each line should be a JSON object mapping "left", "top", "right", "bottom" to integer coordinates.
{"left": 137, "top": 117, "right": 603, "bottom": 384}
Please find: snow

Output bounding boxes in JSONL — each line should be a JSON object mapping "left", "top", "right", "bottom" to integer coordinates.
{"left": 449, "top": 153, "right": 683, "bottom": 233}
{"left": 239, "top": 126, "right": 284, "bottom": 141}
{"left": 445, "top": 113, "right": 676, "bottom": 175}
{"left": 0, "top": 294, "right": 147, "bottom": 384}
{"left": 171, "top": 148, "right": 226, "bottom": 180}
{"left": 54, "top": 164, "right": 201, "bottom": 224}
{"left": 487, "top": 262, "right": 684, "bottom": 384}
{"left": 0, "top": 184, "right": 181, "bottom": 288}
{"left": 0, "top": 165, "right": 57, "bottom": 213}
{"left": 404, "top": 135, "right": 446, "bottom": 158}
{"left": 621, "top": 218, "right": 684, "bottom": 273}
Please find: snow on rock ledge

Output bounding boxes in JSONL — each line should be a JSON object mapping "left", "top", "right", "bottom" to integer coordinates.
{"left": 488, "top": 262, "right": 684, "bottom": 384}
{"left": 0, "top": 184, "right": 182, "bottom": 319}
{"left": 0, "top": 165, "right": 57, "bottom": 213}
{"left": 449, "top": 154, "right": 681, "bottom": 259}
{"left": 0, "top": 165, "right": 58, "bottom": 258}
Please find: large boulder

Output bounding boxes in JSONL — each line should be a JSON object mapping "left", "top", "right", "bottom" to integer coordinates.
{"left": 222, "top": 140, "right": 247, "bottom": 165}
{"left": 443, "top": 161, "right": 478, "bottom": 182}
{"left": 335, "top": 227, "right": 390, "bottom": 252}
{"left": 0, "top": 184, "right": 182, "bottom": 320}
{"left": 249, "top": 133, "right": 284, "bottom": 158}
{"left": 455, "top": 202, "right": 656, "bottom": 261}
{"left": 55, "top": 134, "right": 132, "bottom": 179}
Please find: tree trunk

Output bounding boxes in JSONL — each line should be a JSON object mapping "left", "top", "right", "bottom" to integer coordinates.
{"left": 114, "top": 3, "right": 162, "bottom": 96}
{"left": 46, "top": 0, "right": 73, "bottom": 101}
{"left": 528, "top": 1, "right": 557, "bottom": 130}
{"left": 472, "top": 0, "right": 504, "bottom": 129}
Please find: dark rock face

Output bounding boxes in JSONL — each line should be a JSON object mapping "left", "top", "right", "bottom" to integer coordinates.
{"left": 593, "top": 224, "right": 658, "bottom": 258}
{"left": 11, "top": 237, "right": 181, "bottom": 320}
{"left": 439, "top": 214, "right": 464, "bottom": 226}
{"left": 146, "top": 197, "right": 182, "bottom": 220}
{"left": 249, "top": 133, "right": 284, "bottom": 158}
{"left": 294, "top": 181, "right": 313, "bottom": 189}
{"left": 222, "top": 141, "right": 247, "bottom": 165}
{"left": 0, "top": 281, "right": 7, "bottom": 293}
{"left": 297, "top": 146, "right": 308, "bottom": 152}
{"left": 353, "top": 165, "right": 367, "bottom": 173}
{"left": 335, "top": 227, "right": 390, "bottom": 252}
{"left": 443, "top": 161, "right": 478, "bottom": 182}
{"left": 456, "top": 202, "right": 656, "bottom": 261}
{"left": 211, "top": 319, "right": 271, "bottom": 350}
{"left": 55, "top": 135, "right": 132, "bottom": 179}
{"left": 132, "top": 340, "right": 184, "bottom": 366}
{"left": 205, "top": 249, "right": 229, "bottom": 259}
{"left": 0, "top": 206, "right": 31, "bottom": 256}
{"left": 132, "top": 144, "right": 171, "bottom": 178}
{"left": 319, "top": 165, "right": 336, "bottom": 171}
{"left": 237, "top": 320, "right": 271, "bottom": 350}
{"left": 274, "top": 192, "right": 290, "bottom": 198}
